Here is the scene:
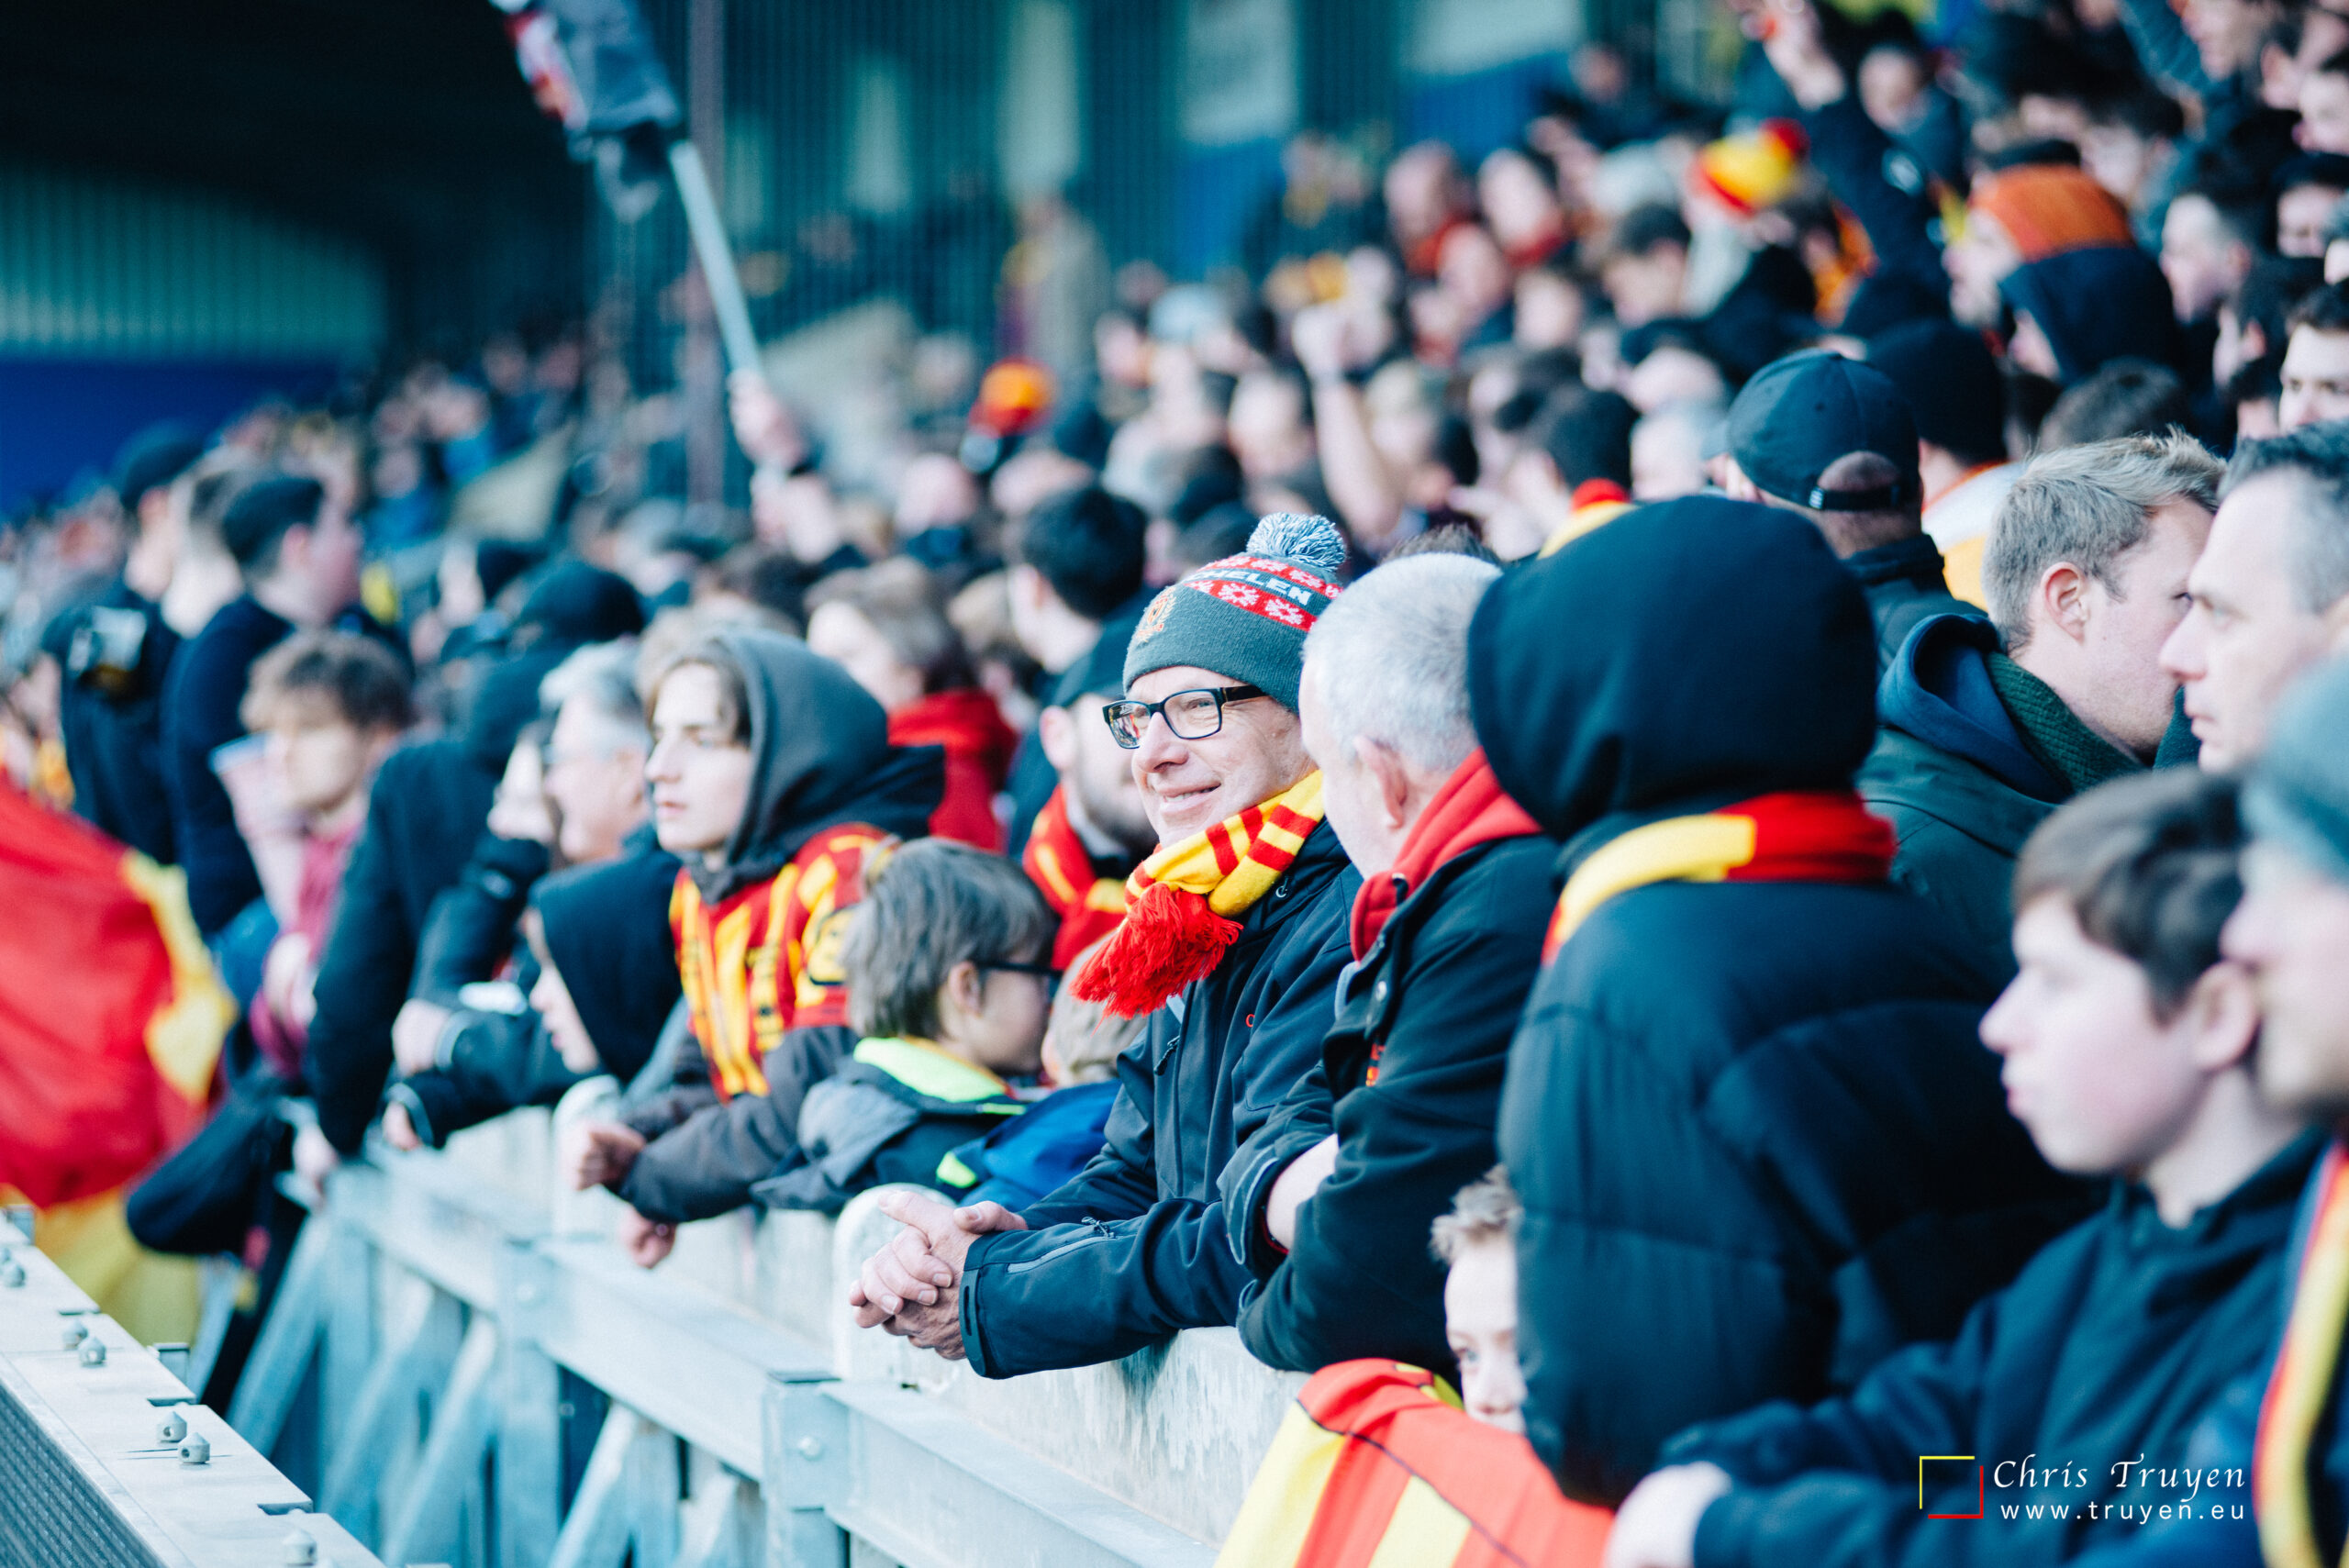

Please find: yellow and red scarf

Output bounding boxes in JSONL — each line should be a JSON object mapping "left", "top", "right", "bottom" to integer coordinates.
{"left": 671, "top": 826, "right": 892, "bottom": 1100}
{"left": 1073, "top": 773, "right": 1325, "bottom": 1018}
{"left": 1021, "top": 784, "right": 1132, "bottom": 972}
{"left": 1542, "top": 789, "right": 1896, "bottom": 962}
{"left": 2257, "top": 1140, "right": 2349, "bottom": 1568}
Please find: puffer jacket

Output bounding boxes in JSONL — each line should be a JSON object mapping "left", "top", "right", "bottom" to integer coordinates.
{"left": 954, "top": 822, "right": 1357, "bottom": 1379}
{"left": 1468, "top": 495, "right": 2087, "bottom": 1504}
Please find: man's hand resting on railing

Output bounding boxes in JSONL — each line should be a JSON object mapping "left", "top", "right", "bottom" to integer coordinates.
{"left": 391, "top": 998, "right": 452, "bottom": 1076}
{"left": 847, "top": 1190, "right": 1028, "bottom": 1360}
{"left": 1264, "top": 1133, "right": 1340, "bottom": 1251}
{"left": 562, "top": 1119, "right": 646, "bottom": 1191}
{"left": 382, "top": 1102, "right": 422, "bottom": 1151}
{"left": 617, "top": 1207, "right": 676, "bottom": 1268}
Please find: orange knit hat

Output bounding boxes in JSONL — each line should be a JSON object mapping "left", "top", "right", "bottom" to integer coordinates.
{"left": 1965, "top": 164, "right": 2133, "bottom": 261}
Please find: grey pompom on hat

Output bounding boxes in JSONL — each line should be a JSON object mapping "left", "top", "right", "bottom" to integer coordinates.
{"left": 1122, "top": 513, "right": 1349, "bottom": 710}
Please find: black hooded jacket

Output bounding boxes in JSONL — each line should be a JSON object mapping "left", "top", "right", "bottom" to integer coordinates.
{"left": 307, "top": 648, "right": 555, "bottom": 1153}
{"left": 1468, "top": 496, "right": 2085, "bottom": 1504}
{"left": 389, "top": 846, "right": 684, "bottom": 1146}
{"left": 616, "top": 628, "right": 943, "bottom": 1223}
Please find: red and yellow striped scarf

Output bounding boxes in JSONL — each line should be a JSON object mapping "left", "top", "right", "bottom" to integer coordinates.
{"left": 1543, "top": 789, "right": 1896, "bottom": 962}
{"left": 2257, "top": 1139, "right": 2349, "bottom": 1568}
{"left": 1073, "top": 772, "right": 1324, "bottom": 1018}
{"left": 1022, "top": 784, "right": 1132, "bottom": 971}
{"left": 670, "top": 826, "right": 892, "bottom": 1100}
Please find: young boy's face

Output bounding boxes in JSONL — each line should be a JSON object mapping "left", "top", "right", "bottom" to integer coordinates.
{"left": 646, "top": 663, "right": 755, "bottom": 865}
{"left": 949, "top": 960, "right": 1052, "bottom": 1079}
{"left": 1980, "top": 895, "right": 2210, "bottom": 1175}
{"left": 265, "top": 698, "right": 379, "bottom": 817}
{"left": 1443, "top": 1238, "right": 1527, "bottom": 1435}
{"left": 525, "top": 912, "right": 601, "bottom": 1074}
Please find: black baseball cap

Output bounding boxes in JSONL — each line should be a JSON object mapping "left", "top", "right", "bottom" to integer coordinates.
{"left": 1726, "top": 350, "right": 1921, "bottom": 512}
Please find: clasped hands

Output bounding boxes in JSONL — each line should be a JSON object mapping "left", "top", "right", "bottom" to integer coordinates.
{"left": 846, "top": 1190, "right": 1029, "bottom": 1361}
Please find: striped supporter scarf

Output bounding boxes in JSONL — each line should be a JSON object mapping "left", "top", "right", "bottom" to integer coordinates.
{"left": 2257, "top": 1140, "right": 2349, "bottom": 1568}
{"left": 1073, "top": 772, "right": 1324, "bottom": 1018}
{"left": 1543, "top": 789, "right": 1896, "bottom": 962}
{"left": 1020, "top": 784, "right": 1131, "bottom": 971}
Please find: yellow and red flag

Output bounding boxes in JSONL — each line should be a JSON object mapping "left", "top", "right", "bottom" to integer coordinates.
{"left": 1217, "top": 1361, "right": 1613, "bottom": 1568}
{"left": 0, "top": 780, "right": 229, "bottom": 1208}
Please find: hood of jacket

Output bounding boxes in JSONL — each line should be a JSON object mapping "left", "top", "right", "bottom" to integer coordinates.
{"left": 1998, "top": 245, "right": 2181, "bottom": 388}
{"left": 532, "top": 845, "right": 685, "bottom": 1083}
{"left": 702, "top": 627, "right": 944, "bottom": 900}
{"left": 1876, "top": 613, "right": 2065, "bottom": 801}
{"left": 1468, "top": 495, "right": 1879, "bottom": 851}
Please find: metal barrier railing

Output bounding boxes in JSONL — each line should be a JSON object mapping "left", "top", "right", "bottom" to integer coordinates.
{"left": 218, "top": 1109, "right": 1280, "bottom": 1568}
{"left": 0, "top": 1214, "right": 384, "bottom": 1568}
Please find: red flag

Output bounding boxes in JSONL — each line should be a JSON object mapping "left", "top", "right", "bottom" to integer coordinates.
{"left": 0, "top": 783, "right": 228, "bottom": 1207}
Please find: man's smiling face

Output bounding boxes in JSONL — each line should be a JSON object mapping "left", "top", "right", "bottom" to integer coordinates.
{"left": 1123, "top": 662, "right": 1313, "bottom": 841}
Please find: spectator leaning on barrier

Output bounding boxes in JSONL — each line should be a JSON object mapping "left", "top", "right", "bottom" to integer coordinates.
{"left": 1212, "top": 552, "right": 1555, "bottom": 1381}
{"left": 1608, "top": 770, "right": 2317, "bottom": 1568}
{"left": 1863, "top": 433, "right": 2221, "bottom": 975}
{"left": 562, "top": 626, "right": 943, "bottom": 1265}
{"left": 2164, "top": 424, "right": 2349, "bottom": 771}
{"left": 1722, "top": 350, "right": 1972, "bottom": 668}
{"left": 1470, "top": 495, "right": 2086, "bottom": 1505}
{"left": 384, "top": 845, "right": 682, "bottom": 1150}
{"left": 849, "top": 514, "right": 1360, "bottom": 1376}
{"left": 751, "top": 839, "right": 1055, "bottom": 1214}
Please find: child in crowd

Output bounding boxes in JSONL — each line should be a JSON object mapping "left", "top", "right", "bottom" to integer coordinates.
{"left": 752, "top": 839, "right": 1056, "bottom": 1212}
{"left": 237, "top": 631, "right": 412, "bottom": 1081}
{"left": 1604, "top": 770, "right": 2317, "bottom": 1568}
{"left": 1432, "top": 1166, "right": 1530, "bottom": 1436}
{"left": 384, "top": 848, "right": 682, "bottom": 1150}
{"left": 950, "top": 932, "right": 1141, "bottom": 1211}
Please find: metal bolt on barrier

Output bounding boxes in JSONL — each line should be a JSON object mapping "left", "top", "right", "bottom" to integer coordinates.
{"left": 796, "top": 1436, "right": 825, "bottom": 1460}
{"left": 178, "top": 1432, "right": 211, "bottom": 1466}
{"left": 78, "top": 1338, "right": 106, "bottom": 1367}
{"left": 156, "top": 1410, "right": 187, "bottom": 1444}
{"left": 283, "top": 1527, "right": 317, "bottom": 1564}
{"left": 61, "top": 1320, "right": 87, "bottom": 1350}
{"left": 0, "top": 1260, "right": 22, "bottom": 1287}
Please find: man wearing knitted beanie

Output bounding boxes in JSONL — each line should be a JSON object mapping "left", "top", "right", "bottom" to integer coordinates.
{"left": 849, "top": 515, "right": 1365, "bottom": 1377}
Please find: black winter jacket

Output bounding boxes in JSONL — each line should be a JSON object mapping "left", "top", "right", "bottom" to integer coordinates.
{"left": 1665, "top": 1133, "right": 2321, "bottom": 1568}
{"left": 408, "top": 831, "right": 551, "bottom": 1006}
{"left": 44, "top": 580, "right": 180, "bottom": 863}
{"left": 161, "top": 595, "right": 291, "bottom": 935}
{"left": 955, "top": 821, "right": 1358, "bottom": 1379}
{"left": 308, "top": 736, "right": 500, "bottom": 1152}
{"left": 1467, "top": 497, "right": 2085, "bottom": 1504}
{"left": 1224, "top": 831, "right": 1554, "bottom": 1377}
{"left": 1845, "top": 537, "right": 1974, "bottom": 670}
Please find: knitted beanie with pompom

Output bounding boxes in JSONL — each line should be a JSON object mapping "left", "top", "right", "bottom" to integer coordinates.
{"left": 1121, "top": 512, "right": 1347, "bottom": 710}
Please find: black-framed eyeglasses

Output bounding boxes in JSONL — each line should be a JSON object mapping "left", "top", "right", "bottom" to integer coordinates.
{"left": 978, "top": 959, "right": 1060, "bottom": 979}
{"left": 1101, "top": 684, "right": 1266, "bottom": 749}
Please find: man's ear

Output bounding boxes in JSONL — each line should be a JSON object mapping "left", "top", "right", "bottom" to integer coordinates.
{"left": 1720, "top": 456, "right": 1764, "bottom": 505}
{"left": 2037, "top": 561, "right": 2090, "bottom": 644}
{"left": 2321, "top": 592, "right": 2349, "bottom": 652}
{"left": 2185, "top": 959, "right": 2263, "bottom": 1074}
{"left": 941, "top": 960, "right": 985, "bottom": 1027}
{"left": 1358, "top": 738, "right": 1417, "bottom": 830}
{"left": 1038, "top": 704, "right": 1078, "bottom": 773}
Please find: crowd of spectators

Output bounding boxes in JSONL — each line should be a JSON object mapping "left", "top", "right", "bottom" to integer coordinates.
{"left": 18, "top": 0, "right": 2349, "bottom": 1555}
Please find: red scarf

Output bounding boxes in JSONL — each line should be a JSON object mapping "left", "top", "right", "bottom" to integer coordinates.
{"left": 1020, "top": 785, "right": 1131, "bottom": 971}
{"left": 1542, "top": 789, "right": 1895, "bottom": 962}
{"left": 1350, "top": 749, "right": 1542, "bottom": 960}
